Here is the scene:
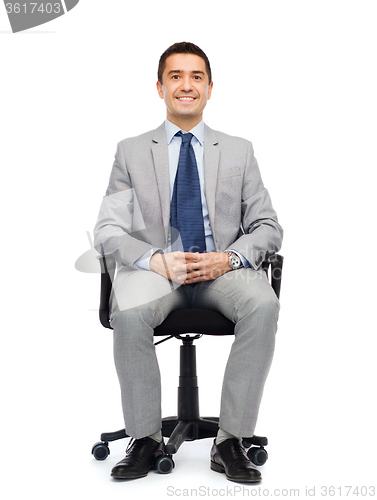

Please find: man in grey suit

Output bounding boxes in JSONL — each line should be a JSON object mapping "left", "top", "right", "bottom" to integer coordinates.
{"left": 94, "top": 42, "right": 283, "bottom": 482}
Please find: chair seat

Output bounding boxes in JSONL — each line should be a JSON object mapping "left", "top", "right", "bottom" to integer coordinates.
{"left": 154, "top": 308, "right": 235, "bottom": 337}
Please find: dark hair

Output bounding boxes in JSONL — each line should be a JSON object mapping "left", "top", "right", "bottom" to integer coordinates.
{"left": 158, "top": 42, "right": 212, "bottom": 84}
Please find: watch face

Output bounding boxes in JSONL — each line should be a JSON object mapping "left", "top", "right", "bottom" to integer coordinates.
{"left": 228, "top": 253, "right": 241, "bottom": 269}
{"left": 232, "top": 257, "right": 240, "bottom": 266}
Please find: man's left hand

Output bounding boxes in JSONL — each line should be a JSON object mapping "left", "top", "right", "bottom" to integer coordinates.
{"left": 183, "top": 252, "right": 232, "bottom": 284}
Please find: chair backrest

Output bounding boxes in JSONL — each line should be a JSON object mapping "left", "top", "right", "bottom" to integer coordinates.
{"left": 98, "top": 254, "right": 283, "bottom": 330}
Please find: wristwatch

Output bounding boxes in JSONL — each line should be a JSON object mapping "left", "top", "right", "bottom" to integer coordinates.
{"left": 225, "top": 251, "right": 242, "bottom": 270}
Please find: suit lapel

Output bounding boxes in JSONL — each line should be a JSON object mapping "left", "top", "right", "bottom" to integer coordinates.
{"left": 151, "top": 123, "right": 170, "bottom": 243}
{"left": 204, "top": 125, "right": 220, "bottom": 239}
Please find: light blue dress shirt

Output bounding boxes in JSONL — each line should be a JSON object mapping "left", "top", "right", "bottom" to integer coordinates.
{"left": 135, "top": 120, "right": 250, "bottom": 270}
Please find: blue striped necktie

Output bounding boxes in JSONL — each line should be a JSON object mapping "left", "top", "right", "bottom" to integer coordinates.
{"left": 170, "top": 131, "right": 206, "bottom": 253}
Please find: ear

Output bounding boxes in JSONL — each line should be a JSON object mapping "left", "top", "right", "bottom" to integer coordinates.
{"left": 156, "top": 81, "right": 164, "bottom": 100}
{"left": 207, "top": 81, "right": 214, "bottom": 100}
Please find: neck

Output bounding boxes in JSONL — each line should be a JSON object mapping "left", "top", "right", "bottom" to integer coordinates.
{"left": 166, "top": 113, "right": 202, "bottom": 132}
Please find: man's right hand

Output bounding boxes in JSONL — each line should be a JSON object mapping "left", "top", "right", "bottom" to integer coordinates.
{"left": 149, "top": 251, "right": 188, "bottom": 284}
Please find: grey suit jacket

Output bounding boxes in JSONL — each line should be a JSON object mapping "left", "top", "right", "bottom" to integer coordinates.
{"left": 94, "top": 123, "right": 283, "bottom": 275}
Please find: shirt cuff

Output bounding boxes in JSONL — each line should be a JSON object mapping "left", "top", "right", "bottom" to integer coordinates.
{"left": 134, "top": 249, "right": 163, "bottom": 271}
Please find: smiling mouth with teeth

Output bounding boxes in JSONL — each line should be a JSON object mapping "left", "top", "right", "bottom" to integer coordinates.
{"left": 177, "top": 96, "right": 196, "bottom": 101}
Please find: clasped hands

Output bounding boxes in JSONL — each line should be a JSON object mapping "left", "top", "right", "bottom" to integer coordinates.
{"left": 150, "top": 251, "right": 232, "bottom": 284}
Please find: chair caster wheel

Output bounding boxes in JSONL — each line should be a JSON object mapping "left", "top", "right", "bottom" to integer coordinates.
{"left": 247, "top": 446, "right": 268, "bottom": 466}
{"left": 155, "top": 454, "right": 175, "bottom": 474}
{"left": 92, "top": 442, "right": 110, "bottom": 461}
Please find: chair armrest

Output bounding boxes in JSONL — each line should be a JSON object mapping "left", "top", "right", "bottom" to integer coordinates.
{"left": 262, "top": 254, "right": 283, "bottom": 299}
{"left": 98, "top": 255, "right": 116, "bottom": 329}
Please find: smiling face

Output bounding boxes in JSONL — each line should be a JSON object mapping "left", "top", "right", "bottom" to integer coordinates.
{"left": 156, "top": 53, "right": 213, "bottom": 131}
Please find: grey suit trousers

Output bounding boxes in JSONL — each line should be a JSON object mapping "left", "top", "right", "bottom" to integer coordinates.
{"left": 110, "top": 267, "right": 280, "bottom": 440}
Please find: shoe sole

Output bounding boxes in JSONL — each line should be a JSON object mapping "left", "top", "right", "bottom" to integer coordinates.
{"left": 210, "top": 461, "right": 262, "bottom": 483}
{"left": 111, "top": 471, "right": 149, "bottom": 480}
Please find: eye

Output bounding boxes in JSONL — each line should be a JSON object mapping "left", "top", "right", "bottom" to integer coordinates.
{"left": 172, "top": 75, "right": 180, "bottom": 80}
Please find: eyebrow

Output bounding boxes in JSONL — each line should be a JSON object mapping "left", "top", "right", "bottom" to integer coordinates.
{"left": 167, "top": 70, "right": 205, "bottom": 76}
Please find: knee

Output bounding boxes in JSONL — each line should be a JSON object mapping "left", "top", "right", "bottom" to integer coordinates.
{"left": 256, "top": 289, "right": 280, "bottom": 318}
{"left": 238, "top": 286, "right": 280, "bottom": 323}
{"left": 110, "top": 303, "right": 157, "bottom": 343}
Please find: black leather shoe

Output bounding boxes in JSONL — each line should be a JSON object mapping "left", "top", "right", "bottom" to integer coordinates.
{"left": 111, "top": 437, "right": 165, "bottom": 479}
{"left": 210, "top": 438, "right": 262, "bottom": 483}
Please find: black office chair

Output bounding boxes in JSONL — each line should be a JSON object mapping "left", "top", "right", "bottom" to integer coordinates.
{"left": 92, "top": 253, "right": 283, "bottom": 474}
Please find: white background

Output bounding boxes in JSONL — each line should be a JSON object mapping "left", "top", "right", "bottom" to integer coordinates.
{"left": 1, "top": 1, "right": 376, "bottom": 498}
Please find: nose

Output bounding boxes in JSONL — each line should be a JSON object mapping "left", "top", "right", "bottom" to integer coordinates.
{"left": 180, "top": 75, "right": 194, "bottom": 92}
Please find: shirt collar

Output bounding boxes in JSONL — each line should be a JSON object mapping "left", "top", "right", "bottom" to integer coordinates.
{"left": 165, "top": 119, "right": 204, "bottom": 146}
